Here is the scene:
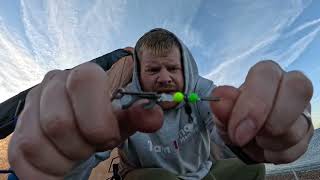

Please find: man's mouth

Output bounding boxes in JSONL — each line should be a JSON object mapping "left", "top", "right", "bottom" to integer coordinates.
{"left": 156, "top": 89, "right": 176, "bottom": 94}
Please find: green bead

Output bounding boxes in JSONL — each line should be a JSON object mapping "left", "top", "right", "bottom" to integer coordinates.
{"left": 188, "top": 93, "right": 199, "bottom": 103}
{"left": 173, "top": 92, "right": 184, "bottom": 103}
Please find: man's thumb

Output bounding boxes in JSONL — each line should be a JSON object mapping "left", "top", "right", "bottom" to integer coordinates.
{"left": 114, "top": 99, "right": 164, "bottom": 139}
{"left": 210, "top": 86, "right": 240, "bottom": 127}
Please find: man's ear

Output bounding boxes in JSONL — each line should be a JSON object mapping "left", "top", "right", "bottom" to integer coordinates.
{"left": 136, "top": 56, "right": 142, "bottom": 88}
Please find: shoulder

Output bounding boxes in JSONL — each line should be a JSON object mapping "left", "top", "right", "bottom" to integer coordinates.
{"left": 193, "top": 77, "right": 217, "bottom": 129}
{"left": 194, "top": 76, "right": 216, "bottom": 96}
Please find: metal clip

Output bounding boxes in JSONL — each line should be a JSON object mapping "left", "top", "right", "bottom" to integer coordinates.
{"left": 111, "top": 89, "right": 165, "bottom": 109}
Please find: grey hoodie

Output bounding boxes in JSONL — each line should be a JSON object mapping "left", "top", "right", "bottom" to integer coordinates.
{"left": 66, "top": 33, "right": 220, "bottom": 180}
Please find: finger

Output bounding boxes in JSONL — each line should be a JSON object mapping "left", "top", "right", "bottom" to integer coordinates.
{"left": 210, "top": 85, "right": 240, "bottom": 129}
{"left": 9, "top": 137, "right": 63, "bottom": 180}
{"left": 40, "top": 70, "right": 95, "bottom": 160}
{"left": 66, "top": 62, "right": 120, "bottom": 149}
{"left": 264, "top": 121, "right": 314, "bottom": 164}
{"left": 11, "top": 85, "right": 74, "bottom": 176}
{"left": 256, "top": 113, "right": 309, "bottom": 151}
{"left": 229, "top": 60, "right": 283, "bottom": 146}
{"left": 9, "top": 153, "right": 63, "bottom": 179}
{"left": 261, "top": 71, "right": 313, "bottom": 136}
{"left": 114, "top": 99, "right": 164, "bottom": 140}
{"left": 241, "top": 140, "right": 265, "bottom": 163}
{"left": 210, "top": 86, "right": 240, "bottom": 143}
{"left": 215, "top": 127, "right": 232, "bottom": 145}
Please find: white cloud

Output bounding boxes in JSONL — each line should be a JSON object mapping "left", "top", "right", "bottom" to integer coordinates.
{"left": 170, "top": 23, "right": 203, "bottom": 49}
{"left": 312, "top": 95, "right": 320, "bottom": 104}
{"left": 20, "top": 0, "right": 127, "bottom": 70}
{"left": 204, "top": 33, "right": 280, "bottom": 85}
{"left": 276, "top": 25, "right": 320, "bottom": 68}
{"left": 19, "top": 0, "right": 204, "bottom": 69}
{"left": 0, "top": 0, "right": 204, "bottom": 103}
{"left": 125, "top": 0, "right": 204, "bottom": 49}
{"left": 0, "top": 17, "right": 44, "bottom": 103}
{"left": 203, "top": 0, "right": 318, "bottom": 87}
{"left": 312, "top": 109, "right": 320, "bottom": 129}
{"left": 286, "top": 18, "right": 320, "bottom": 37}
{"left": 1, "top": 0, "right": 319, "bottom": 105}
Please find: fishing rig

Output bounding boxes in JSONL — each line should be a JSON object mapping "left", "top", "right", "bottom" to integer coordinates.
{"left": 111, "top": 88, "right": 258, "bottom": 169}
{"left": 111, "top": 88, "right": 220, "bottom": 109}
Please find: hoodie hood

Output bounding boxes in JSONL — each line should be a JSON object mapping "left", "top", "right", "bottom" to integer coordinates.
{"left": 118, "top": 31, "right": 217, "bottom": 179}
{"left": 128, "top": 30, "right": 200, "bottom": 98}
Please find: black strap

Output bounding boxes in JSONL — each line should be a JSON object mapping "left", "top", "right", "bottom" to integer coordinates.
{"left": 227, "top": 145, "right": 259, "bottom": 165}
{"left": 110, "top": 164, "right": 122, "bottom": 180}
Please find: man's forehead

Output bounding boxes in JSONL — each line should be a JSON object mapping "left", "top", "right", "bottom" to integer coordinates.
{"left": 140, "top": 47, "right": 182, "bottom": 65}
{"left": 142, "top": 58, "right": 181, "bottom": 66}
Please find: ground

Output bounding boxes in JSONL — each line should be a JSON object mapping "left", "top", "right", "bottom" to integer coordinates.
{"left": 266, "top": 170, "right": 320, "bottom": 180}
{"left": 1, "top": 136, "right": 319, "bottom": 180}
{"left": 0, "top": 135, "right": 10, "bottom": 180}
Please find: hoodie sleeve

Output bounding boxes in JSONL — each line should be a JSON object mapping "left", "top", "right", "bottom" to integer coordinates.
{"left": 194, "top": 77, "right": 216, "bottom": 132}
{"left": 197, "top": 99, "right": 237, "bottom": 160}
{"left": 194, "top": 77, "right": 238, "bottom": 160}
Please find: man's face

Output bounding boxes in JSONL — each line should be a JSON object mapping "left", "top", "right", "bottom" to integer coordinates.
{"left": 139, "top": 46, "right": 184, "bottom": 110}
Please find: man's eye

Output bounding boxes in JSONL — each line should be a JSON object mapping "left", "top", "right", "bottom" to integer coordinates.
{"left": 146, "top": 68, "right": 160, "bottom": 73}
{"left": 168, "top": 67, "right": 180, "bottom": 72}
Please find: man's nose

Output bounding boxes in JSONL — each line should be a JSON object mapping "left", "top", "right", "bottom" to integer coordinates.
{"left": 158, "top": 69, "right": 172, "bottom": 85}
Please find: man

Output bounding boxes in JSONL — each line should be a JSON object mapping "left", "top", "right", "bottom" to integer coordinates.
{"left": 8, "top": 28, "right": 314, "bottom": 180}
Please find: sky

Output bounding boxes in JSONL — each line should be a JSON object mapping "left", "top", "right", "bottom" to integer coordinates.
{"left": 0, "top": 0, "right": 319, "bottom": 128}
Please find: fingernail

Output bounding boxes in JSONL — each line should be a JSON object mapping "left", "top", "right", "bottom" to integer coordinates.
{"left": 235, "top": 119, "right": 256, "bottom": 146}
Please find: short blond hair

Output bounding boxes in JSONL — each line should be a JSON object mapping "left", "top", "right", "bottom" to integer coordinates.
{"left": 135, "top": 28, "right": 181, "bottom": 60}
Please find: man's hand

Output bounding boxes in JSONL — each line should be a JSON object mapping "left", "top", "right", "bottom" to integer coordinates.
{"left": 8, "top": 63, "right": 164, "bottom": 179}
{"left": 210, "top": 60, "right": 314, "bottom": 164}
